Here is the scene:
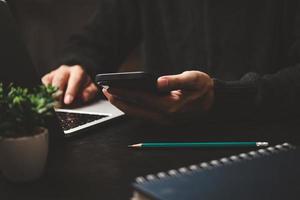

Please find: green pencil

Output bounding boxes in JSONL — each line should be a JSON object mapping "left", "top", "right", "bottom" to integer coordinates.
{"left": 128, "top": 142, "right": 269, "bottom": 148}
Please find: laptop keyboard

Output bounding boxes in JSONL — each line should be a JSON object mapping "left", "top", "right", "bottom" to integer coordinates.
{"left": 55, "top": 111, "right": 109, "bottom": 131}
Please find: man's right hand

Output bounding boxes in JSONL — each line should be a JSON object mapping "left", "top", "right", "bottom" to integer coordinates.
{"left": 41, "top": 65, "right": 98, "bottom": 105}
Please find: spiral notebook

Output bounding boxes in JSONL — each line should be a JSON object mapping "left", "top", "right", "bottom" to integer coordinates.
{"left": 131, "top": 143, "right": 300, "bottom": 200}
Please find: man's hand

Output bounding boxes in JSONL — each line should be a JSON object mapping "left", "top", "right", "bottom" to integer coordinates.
{"left": 102, "top": 70, "right": 214, "bottom": 124}
{"left": 41, "top": 65, "right": 98, "bottom": 105}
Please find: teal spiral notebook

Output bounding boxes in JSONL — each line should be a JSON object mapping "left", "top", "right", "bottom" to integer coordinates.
{"left": 131, "top": 143, "right": 300, "bottom": 200}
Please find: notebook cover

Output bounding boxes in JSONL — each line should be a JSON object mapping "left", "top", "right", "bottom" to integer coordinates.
{"left": 133, "top": 146, "right": 300, "bottom": 200}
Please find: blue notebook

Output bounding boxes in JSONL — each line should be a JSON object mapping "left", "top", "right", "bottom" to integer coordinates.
{"left": 131, "top": 143, "right": 300, "bottom": 200}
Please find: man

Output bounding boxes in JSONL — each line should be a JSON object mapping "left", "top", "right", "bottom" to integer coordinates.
{"left": 42, "top": 0, "right": 300, "bottom": 124}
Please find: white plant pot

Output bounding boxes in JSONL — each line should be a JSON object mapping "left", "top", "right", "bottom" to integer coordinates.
{"left": 0, "top": 127, "right": 49, "bottom": 182}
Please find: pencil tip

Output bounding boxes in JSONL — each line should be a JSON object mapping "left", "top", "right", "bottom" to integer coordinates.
{"left": 128, "top": 143, "right": 142, "bottom": 148}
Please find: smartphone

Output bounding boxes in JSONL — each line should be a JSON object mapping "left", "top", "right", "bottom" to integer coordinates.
{"left": 95, "top": 71, "right": 159, "bottom": 93}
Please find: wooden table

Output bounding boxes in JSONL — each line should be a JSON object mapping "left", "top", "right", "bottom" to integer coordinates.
{"left": 1, "top": 117, "right": 299, "bottom": 199}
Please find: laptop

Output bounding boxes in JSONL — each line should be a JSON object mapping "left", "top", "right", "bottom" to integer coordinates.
{"left": 0, "top": 0, "right": 124, "bottom": 137}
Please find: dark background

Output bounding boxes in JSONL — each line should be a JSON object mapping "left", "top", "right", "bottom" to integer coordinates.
{"left": 7, "top": 0, "right": 140, "bottom": 77}
{"left": 2, "top": 2, "right": 299, "bottom": 199}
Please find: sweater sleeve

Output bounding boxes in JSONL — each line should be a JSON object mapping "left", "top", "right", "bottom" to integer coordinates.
{"left": 213, "top": 66, "right": 300, "bottom": 120}
{"left": 57, "top": 0, "right": 142, "bottom": 77}
{"left": 212, "top": 3, "right": 300, "bottom": 121}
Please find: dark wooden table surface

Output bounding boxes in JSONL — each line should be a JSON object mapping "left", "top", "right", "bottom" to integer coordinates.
{"left": 1, "top": 117, "right": 299, "bottom": 200}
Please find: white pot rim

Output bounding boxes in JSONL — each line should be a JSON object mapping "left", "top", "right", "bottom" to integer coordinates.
{"left": 0, "top": 127, "right": 48, "bottom": 142}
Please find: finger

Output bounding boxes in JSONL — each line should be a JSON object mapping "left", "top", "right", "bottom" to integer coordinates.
{"left": 157, "top": 71, "right": 206, "bottom": 91}
{"left": 64, "top": 66, "right": 86, "bottom": 104}
{"left": 103, "top": 88, "right": 169, "bottom": 124}
{"left": 102, "top": 88, "right": 112, "bottom": 100}
{"left": 107, "top": 87, "right": 176, "bottom": 112}
{"left": 51, "top": 67, "right": 70, "bottom": 91}
{"left": 107, "top": 87, "right": 156, "bottom": 104}
{"left": 41, "top": 71, "right": 55, "bottom": 86}
{"left": 81, "top": 82, "right": 98, "bottom": 102}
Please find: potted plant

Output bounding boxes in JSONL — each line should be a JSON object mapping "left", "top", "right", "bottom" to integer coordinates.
{"left": 0, "top": 83, "right": 57, "bottom": 182}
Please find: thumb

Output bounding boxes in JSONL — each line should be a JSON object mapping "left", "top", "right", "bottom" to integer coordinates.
{"left": 157, "top": 71, "right": 200, "bottom": 91}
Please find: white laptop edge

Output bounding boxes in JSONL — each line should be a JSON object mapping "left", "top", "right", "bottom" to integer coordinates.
{"left": 55, "top": 99, "right": 124, "bottom": 136}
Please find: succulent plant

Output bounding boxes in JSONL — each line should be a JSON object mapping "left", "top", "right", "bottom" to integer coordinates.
{"left": 0, "top": 84, "right": 58, "bottom": 137}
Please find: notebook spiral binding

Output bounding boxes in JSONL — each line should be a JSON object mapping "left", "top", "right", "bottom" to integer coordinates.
{"left": 135, "top": 142, "right": 295, "bottom": 184}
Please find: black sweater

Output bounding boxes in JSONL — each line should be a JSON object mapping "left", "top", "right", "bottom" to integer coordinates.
{"left": 59, "top": 0, "right": 300, "bottom": 120}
